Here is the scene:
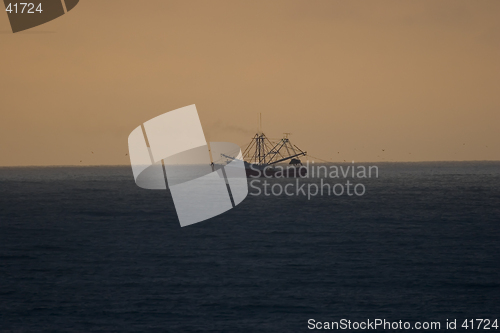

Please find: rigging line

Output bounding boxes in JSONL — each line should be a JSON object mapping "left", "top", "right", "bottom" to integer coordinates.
{"left": 306, "top": 153, "right": 334, "bottom": 163}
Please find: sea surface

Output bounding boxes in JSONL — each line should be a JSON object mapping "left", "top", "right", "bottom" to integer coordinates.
{"left": 0, "top": 162, "right": 499, "bottom": 332}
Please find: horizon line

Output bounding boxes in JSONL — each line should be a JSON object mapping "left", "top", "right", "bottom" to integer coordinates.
{"left": 1, "top": 160, "right": 500, "bottom": 168}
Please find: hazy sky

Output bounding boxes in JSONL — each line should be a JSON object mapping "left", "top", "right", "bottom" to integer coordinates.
{"left": 1, "top": 0, "right": 498, "bottom": 166}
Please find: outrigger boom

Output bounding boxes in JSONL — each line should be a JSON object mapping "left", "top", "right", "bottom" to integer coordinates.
{"left": 242, "top": 133, "right": 306, "bottom": 166}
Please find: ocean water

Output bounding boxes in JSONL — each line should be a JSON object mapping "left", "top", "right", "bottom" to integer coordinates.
{"left": 0, "top": 162, "right": 499, "bottom": 332}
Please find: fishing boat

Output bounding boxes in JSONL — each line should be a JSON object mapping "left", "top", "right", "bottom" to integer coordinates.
{"left": 240, "top": 115, "right": 307, "bottom": 178}
{"left": 242, "top": 132, "right": 307, "bottom": 177}
{"left": 209, "top": 115, "right": 308, "bottom": 178}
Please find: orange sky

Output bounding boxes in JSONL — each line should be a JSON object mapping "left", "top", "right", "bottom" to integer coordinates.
{"left": 0, "top": 0, "right": 498, "bottom": 166}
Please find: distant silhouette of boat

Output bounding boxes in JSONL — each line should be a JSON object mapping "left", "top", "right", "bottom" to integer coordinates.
{"left": 241, "top": 115, "right": 307, "bottom": 178}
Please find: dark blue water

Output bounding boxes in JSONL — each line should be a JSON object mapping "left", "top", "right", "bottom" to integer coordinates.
{"left": 1, "top": 162, "right": 499, "bottom": 332}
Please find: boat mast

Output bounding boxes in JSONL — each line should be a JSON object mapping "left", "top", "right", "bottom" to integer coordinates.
{"left": 258, "top": 113, "right": 261, "bottom": 164}
{"left": 255, "top": 113, "right": 266, "bottom": 164}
